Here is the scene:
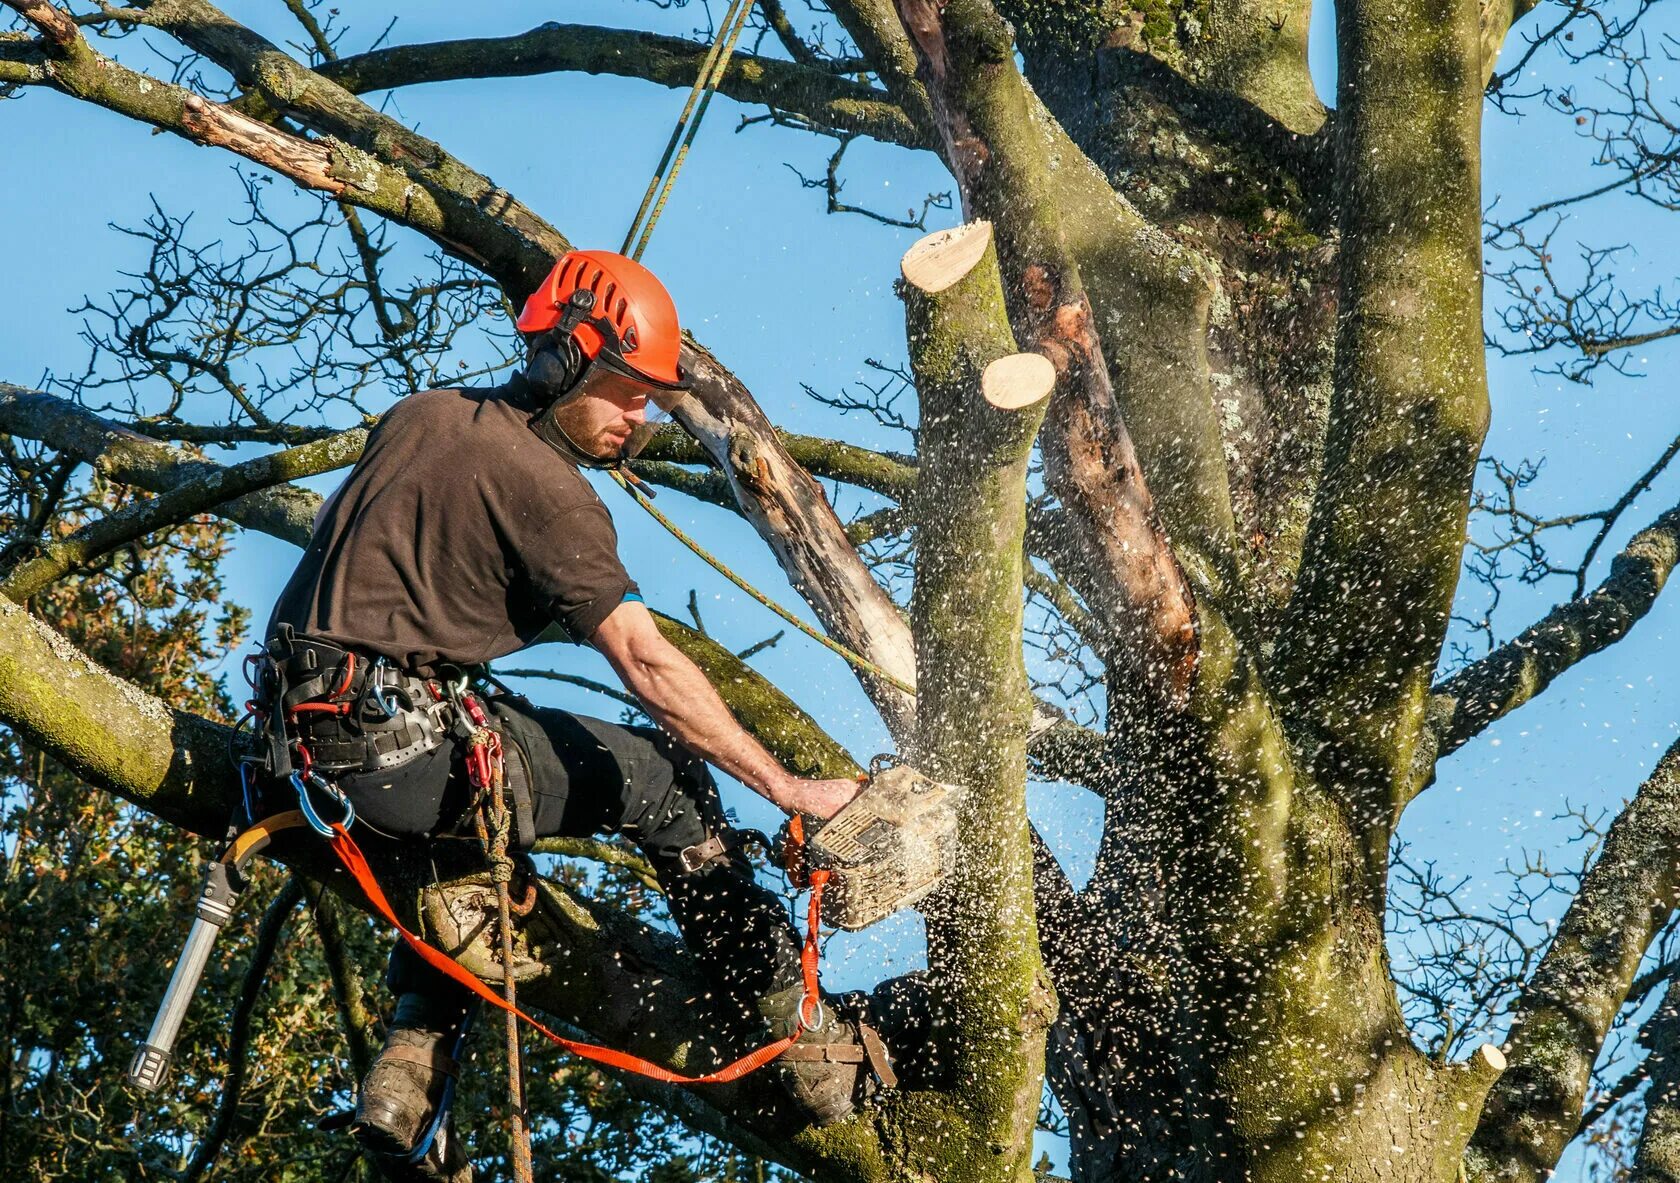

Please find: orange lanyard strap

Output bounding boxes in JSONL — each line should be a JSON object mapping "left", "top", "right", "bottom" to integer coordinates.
{"left": 325, "top": 822, "right": 827, "bottom": 1084}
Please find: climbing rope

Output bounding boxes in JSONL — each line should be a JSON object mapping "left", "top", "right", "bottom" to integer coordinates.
{"left": 609, "top": 468, "right": 918, "bottom": 697}
{"left": 621, "top": 0, "right": 757, "bottom": 262}
{"left": 461, "top": 697, "right": 534, "bottom": 1183}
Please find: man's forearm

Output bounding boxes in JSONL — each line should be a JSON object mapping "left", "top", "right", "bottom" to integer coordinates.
{"left": 612, "top": 641, "right": 797, "bottom": 807}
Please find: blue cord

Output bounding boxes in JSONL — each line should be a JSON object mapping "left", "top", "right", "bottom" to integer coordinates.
{"left": 404, "top": 1005, "right": 477, "bottom": 1164}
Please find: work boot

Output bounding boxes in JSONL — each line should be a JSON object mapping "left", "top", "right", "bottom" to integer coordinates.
{"left": 758, "top": 982, "right": 896, "bottom": 1126}
{"left": 351, "top": 993, "right": 472, "bottom": 1162}
{"left": 365, "top": 1115, "right": 472, "bottom": 1183}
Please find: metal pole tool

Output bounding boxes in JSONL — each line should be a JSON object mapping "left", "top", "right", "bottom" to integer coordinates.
{"left": 128, "top": 812, "right": 306, "bottom": 1093}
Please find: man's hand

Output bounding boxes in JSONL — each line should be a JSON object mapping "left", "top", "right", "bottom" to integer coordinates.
{"left": 775, "top": 776, "right": 866, "bottom": 821}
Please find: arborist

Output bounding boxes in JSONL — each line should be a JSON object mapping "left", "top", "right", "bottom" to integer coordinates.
{"left": 260, "top": 250, "right": 893, "bottom": 1170}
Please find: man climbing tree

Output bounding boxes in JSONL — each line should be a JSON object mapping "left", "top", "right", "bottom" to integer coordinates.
{"left": 262, "top": 248, "right": 885, "bottom": 1173}
{"left": 3, "top": 0, "right": 1680, "bottom": 1181}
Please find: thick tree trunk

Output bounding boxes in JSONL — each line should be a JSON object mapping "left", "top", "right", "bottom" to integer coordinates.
{"left": 892, "top": 221, "right": 1056, "bottom": 1181}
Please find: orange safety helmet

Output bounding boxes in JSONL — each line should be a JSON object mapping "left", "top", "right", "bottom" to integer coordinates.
{"left": 516, "top": 250, "right": 689, "bottom": 391}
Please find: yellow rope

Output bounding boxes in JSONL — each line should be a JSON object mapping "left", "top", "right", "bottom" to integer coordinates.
{"left": 621, "top": 0, "right": 757, "bottom": 262}
{"left": 610, "top": 468, "right": 917, "bottom": 697}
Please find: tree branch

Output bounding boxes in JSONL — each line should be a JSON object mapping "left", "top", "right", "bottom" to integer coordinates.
{"left": 1426, "top": 505, "right": 1680, "bottom": 768}
{"left": 1469, "top": 736, "right": 1680, "bottom": 1181}
{"left": 640, "top": 426, "right": 918, "bottom": 499}
{"left": 1, "top": 1, "right": 562, "bottom": 297}
{"left": 902, "top": 218, "right": 1055, "bottom": 1177}
{"left": 672, "top": 342, "right": 919, "bottom": 740}
{"left": 889, "top": 0, "right": 1199, "bottom": 708}
{"left": 299, "top": 878, "right": 380, "bottom": 1078}
{"left": 0, "top": 384, "right": 337, "bottom": 546}
{"left": 0, "top": 432, "right": 364, "bottom": 602}
{"left": 1634, "top": 977, "right": 1680, "bottom": 1181}
{"left": 529, "top": 836, "right": 661, "bottom": 894}
{"left": 1271, "top": 0, "right": 1489, "bottom": 864}
{"left": 307, "top": 22, "right": 924, "bottom": 150}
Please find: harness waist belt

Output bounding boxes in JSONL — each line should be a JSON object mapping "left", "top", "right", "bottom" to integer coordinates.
{"left": 265, "top": 632, "right": 453, "bottom": 773}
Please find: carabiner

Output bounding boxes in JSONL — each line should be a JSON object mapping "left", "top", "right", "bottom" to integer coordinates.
{"left": 291, "top": 771, "right": 356, "bottom": 836}
{"left": 367, "top": 656, "right": 400, "bottom": 720}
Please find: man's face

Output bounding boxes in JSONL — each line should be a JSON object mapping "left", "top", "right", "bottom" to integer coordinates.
{"left": 550, "top": 366, "right": 655, "bottom": 459}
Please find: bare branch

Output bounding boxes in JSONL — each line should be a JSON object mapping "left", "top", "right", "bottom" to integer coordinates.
{"left": 1427, "top": 504, "right": 1680, "bottom": 766}
{"left": 307, "top": 21, "right": 924, "bottom": 149}
{"left": 0, "top": 431, "right": 365, "bottom": 602}
{"left": 0, "top": 384, "right": 332, "bottom": 546}
{"left": 1471, "top": 736, "right": 1680, "bottom": 1177}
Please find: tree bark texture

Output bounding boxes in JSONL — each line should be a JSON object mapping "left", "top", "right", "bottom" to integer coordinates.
{"left": 5, "top": 0, "right": 1677, "bottom": 1180}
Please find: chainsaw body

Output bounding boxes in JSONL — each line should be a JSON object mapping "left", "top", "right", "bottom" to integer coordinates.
{"left": 788, "top": 763, "right": 961, "bottom": 931}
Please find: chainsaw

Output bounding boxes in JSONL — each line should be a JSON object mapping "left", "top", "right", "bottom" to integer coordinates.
{"left": 781, "top": 757, "right": 962, "bottom": 931}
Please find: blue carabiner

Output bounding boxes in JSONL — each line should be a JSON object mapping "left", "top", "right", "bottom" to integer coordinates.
{"left": 368, "top": 657, "right": 401, "bottom": 720}
{"left": 238, "top": 760, "right": 260, "bottom": 826}
{"left": 291, "top": 771, "right": 356, "bottom": 836}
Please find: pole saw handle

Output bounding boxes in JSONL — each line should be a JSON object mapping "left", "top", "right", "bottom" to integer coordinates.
{"left": 127, "top": 861, "right": 242, "bottom": 1092}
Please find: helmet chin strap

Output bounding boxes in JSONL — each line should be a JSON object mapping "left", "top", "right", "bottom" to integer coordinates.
{"left": 523, "top": 312, "right": 631, "bottom": 471}
{"left": 529, "top": 398, "right": 625, "bottom": 471}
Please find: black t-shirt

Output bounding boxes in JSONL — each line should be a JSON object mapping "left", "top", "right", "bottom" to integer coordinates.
{"left": 267, "top": 378, "right": 637, "bottom": 674}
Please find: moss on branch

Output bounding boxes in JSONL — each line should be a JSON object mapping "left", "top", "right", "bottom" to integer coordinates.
{"left": 1270, "top": 0, "right": 1489, "bottom": 885}
{"left": 1469, "top": 737, "right": 1680, "bottom": 1181}
{"left": 0, "top": 431, "right": 364, "bottom": 602}
{"left": 901, "top": 221, "right": 1056, "bottom": 1180}
{"left": 654, "top": 610, "right": 861, "bottom": 781}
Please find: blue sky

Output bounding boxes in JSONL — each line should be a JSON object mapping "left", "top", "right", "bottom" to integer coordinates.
{"left": 4, "top": 0, "right": 1679, "bottom": 1175}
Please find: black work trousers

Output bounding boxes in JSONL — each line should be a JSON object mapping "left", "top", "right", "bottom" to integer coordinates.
{"left": 334, "top": 694, "right": 802, "bottom": 1023}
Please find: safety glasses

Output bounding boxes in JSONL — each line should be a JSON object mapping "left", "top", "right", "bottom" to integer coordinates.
{"left": 567, "top": 356, "right": 688, "bottom": 460}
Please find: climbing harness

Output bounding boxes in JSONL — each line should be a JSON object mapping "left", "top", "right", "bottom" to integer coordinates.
{"left": 135, "top": 639, "right": 839, "bottom": 1172}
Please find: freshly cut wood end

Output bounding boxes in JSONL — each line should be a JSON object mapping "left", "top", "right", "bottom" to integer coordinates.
{"left": 982, "top": 353, "right": 1055, "bottom": 410}
{"left": 901, "top": 221, "right": 994, "bottom": 294}
{"left": 1474, "top": 1043, "right": 1507, "bottom": 1073}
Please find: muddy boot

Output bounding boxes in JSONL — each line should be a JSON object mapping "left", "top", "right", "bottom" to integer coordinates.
{"left": 351, "top": 993, "right": 473, "bottom": 1163}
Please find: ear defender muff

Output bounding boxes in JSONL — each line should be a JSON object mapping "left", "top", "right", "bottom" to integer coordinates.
{"left": 525, "top": 331, "right": 580, "bottom": 400}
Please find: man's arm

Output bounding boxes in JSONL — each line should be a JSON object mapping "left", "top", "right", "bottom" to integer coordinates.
{"left": 590, "top": 599, "right": 863, "bottom": 820}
